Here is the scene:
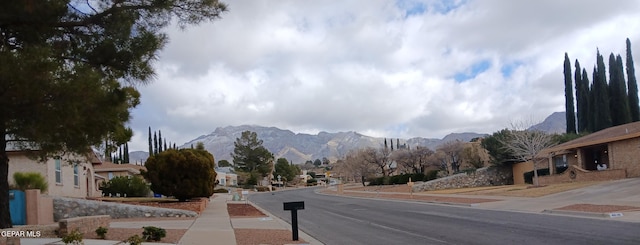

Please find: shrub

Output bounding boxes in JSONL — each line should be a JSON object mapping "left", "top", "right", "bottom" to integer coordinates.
{"left": 213, "top": 188, "right": 229, "bottom": 193}
{"left": 143, "top": 148, "right": 217, "bottom": 201}
{"left": 100, "top": 175, "right": 150, "bottom": 197}
{"left": 95, "top": 226, "right": 108, "bottom": 239}
{"left": 142, "top": 226, "right": 166, "bottom": 241}
{"left": 306, "top": 179, "right": 318, "bottom": 186}
{"left": 255, "top": 186, "right": 270, "bottom": 192}
{"left": 13, "top": 172, "right": 48, "bottom": 192}
{"left": 61, "top": 229, "right": 83, "bottom": 244}
{"left": 425, "top": 170, "right": 439, "bottom": 181}
{"left": 125, "top": 235, "right": 143, "bottom": 245}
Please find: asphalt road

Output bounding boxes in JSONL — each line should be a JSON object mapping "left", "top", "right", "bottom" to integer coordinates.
{"left": 250, "top": 188, "right": 640, "bottom": 245}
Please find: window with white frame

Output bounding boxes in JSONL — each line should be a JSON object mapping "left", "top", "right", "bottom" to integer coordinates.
{"left": 55, "top": 158, "right": 62, "bottom": 184}
{"left": 73, "top": 164, "right": 79, "bottom": 187}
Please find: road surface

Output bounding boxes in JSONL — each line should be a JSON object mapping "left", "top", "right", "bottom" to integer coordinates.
{"left": 250, "top": 187, "right": 640, "bottom": 245}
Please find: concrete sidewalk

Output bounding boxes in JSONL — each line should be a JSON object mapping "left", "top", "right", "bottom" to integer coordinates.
{"left": 178, "top": 194, "right": 236, "bottom": 245}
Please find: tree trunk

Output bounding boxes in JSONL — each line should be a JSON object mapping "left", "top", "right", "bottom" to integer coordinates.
{"left": 0, "top": 131, "right": 12, "bottom": 228}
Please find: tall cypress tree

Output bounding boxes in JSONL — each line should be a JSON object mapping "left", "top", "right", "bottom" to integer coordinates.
{"left": 153, "top": 132, "right": 158, "bottom": 156}
{"left": 124, "top": 143, "right": 129, "bottom": 163}
{"left": 626, "top": 38, "right": 640, "bottom": 121}
{"left": 148, "top": 127, "right": 153, "bottom": 155}
{"left": 564, "top": 53, "right": 576, "bottom": 133}
{"left": 580, "top": 68, "right": 591, "bottom": 133}
{"left": 575, "top": 61, "right": 586, "bottom": 133}
{"left": 158, "top": 130, "right": 163, "bottom": 153}
{"left": 594, "top": 50, "right": 612, "bottom": 131}
{"left": 608, "top": 53, "right": 631, "bottom": 126}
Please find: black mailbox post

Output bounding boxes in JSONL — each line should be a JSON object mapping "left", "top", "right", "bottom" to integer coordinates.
{"left": 283, "top": 201, "right": 305, "bottom": 241}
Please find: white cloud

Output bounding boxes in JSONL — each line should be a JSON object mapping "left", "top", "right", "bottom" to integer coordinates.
{"left": 127, "top": 0, "right": 640, "bottom": 152}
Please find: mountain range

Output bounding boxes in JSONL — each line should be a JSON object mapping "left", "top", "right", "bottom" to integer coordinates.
{"left": 129, "top": 112, "right": 566, "bottom": 165}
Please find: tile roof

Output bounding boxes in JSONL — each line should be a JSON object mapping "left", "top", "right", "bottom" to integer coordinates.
{"left": 546, "top": 121, "right": 640, "bottom": 153}
{"left": 94, "top": 161, "right": 146, "bottom": 174}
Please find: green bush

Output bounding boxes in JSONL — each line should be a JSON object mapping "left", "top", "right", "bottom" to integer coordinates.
{"left": 142, "top": 148, "right": 217, "bottom": 201}
{"left": 125, "top": 235, "right": 143, "bottom": 245}
{"left": 368, "top": 173, "right": 435, "bottom": 186}
{"left": 61, "top": 229, "right": 83, "bottom": 244}
{"left": 13, "top": 172, "right": 48, "bottom": 192}
{"left": 142, "top": 226, "right": 166, "bottom": 241}
{"left": 306, "top": 179, "right": 318, "bottom": 186}
{"left": 100, "top": 175, "right": 150, "bottom": 197}
{"left": 95, "top": 226, "right": 108, "bottom": 239}
{"left": 213, "top": 188, "right": 229, "bottom": 193}
{"left": 255, "top": 186, "right": 271, "bottom": 192}
{"left": 425, "top": 170, "right": 439, "bottom": 181}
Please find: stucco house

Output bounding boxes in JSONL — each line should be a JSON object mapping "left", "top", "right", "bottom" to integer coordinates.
{"left": 215, "top": 167, "right": 238, "bottom": 187}
{"left": 518, "top": 121, "right": 640, "bottom": 185}
{"left": 8, "top": 148, "right": 102, "bottom": 198}
{"left": 93, "top": 161, "right": 146, "bottom": 195}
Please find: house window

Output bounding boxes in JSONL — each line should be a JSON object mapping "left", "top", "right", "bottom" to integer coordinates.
{"left": 108, "top": 172, "right": 113, "bottom": 180}
{"left": 55, "top": 158, "right": 62, "bottom": 184}
{"left": 73, "top": 164, "right": 79, "bottom": 187}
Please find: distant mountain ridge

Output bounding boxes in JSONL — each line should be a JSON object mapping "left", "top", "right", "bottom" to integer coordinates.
{"left": 129, "top": 112, "right": 566, "bottom": 164}
{"left": 178, "top": 125, "right": 485, "bottom": 164}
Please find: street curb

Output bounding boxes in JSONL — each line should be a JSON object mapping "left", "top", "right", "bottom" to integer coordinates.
{"left": 247, "top": 200, "right": 324, "bottom": 245}
{"left": 542, "top": 209, "right": 624, "bottom": 218}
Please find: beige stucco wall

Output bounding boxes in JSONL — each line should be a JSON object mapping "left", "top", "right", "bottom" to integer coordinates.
{"left": 8, "top": 152, "right": 98, "bottom": 198}
{"left": 608, "top": 138, "right": 640, "bottom": 177}
{"left": 512, "top": 161, "right": 533, "bottom": 185}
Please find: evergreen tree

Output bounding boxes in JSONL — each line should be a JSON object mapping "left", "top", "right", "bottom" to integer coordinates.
{"left": 588, "top": 72, "right": 596, "bottom": 132}
{"left": 575, "top": 61, "right": 588, "bottom": 133}
{"left": 118, "top": 145, "right": 123, "bottom": 164}
{"left": 148, "top": 127, "right": 153, "bottom": 155}
{"left": 154, "top": 132, "right": 158, "bottom": 156}
{"left": 158, "top": 130, "right": 163, "bottom": 153}
{"left": 593, "top": 50, "right": 612, "bottom": 131}
{"left": 124, "top": 143, "right": 129, "bottom": 164}
{"left": 164, "top": 139, "right": 168, "bottom": 152}
{"left": 0, "top": 0, "right": 227, "bottom": 228}
{"left": 608, "top": 54, "right": 631, "bottom": 126}
{"left": 627, "top": 38, "right": 640, "bottom": 121}
{"left": 564, "top": 53, "right": 576, "bottom": 133}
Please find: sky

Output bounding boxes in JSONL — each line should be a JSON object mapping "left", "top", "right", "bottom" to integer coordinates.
{"left": 127, "top": 0, "right": 640, "bottom": 152}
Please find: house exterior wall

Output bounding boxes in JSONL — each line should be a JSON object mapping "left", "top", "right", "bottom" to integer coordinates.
{"left": 8, "top": 152, "right": 98, "bottom": 198}
{"left": 608, "top": 138, "right": 640, "bottom": 177}
{"left": 512, "top": 161, "right": 533, "bottom": 185}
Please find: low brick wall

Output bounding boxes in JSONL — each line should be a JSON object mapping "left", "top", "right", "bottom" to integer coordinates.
{"left": 412, "top": 166, "right": 513, "bottom": 192}
{"left": 58, "top": 215, "right": 110, "bottom": 237}
{"left": 538, "top": 166, "right": 627, "bottom": 185}
{"left": 124, "top": 197, "right": 209, "bottom": 214}
{"left": 53, "top": 197, "right": 198, "bottom": 221}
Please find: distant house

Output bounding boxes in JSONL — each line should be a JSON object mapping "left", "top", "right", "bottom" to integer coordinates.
{"left": 215, "top": 167, "right": 237, "bottom": 187}
{"left": 517, "top": 121, "right": 640, "bottom": 185}
{"left": 93, "top": 161, "right": 146, "bottom": 195}
{"left": 7, "top": 147, "right": 102, "bottom": 198}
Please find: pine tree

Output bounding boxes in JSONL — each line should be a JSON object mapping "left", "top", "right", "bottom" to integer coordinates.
{"left": 594, "top": 50, "right": 612, "bottom": 131}
{"left": 164, "top": 139, "right": 167, "bottom": 152}
{"left": 626, "top": 38, "right": 640, "bottom": 121}
{"left": 589, "top": 69, "right": 597, "bottom": 132}
{"left": 564, "top": 53, "right": 577, "bottom": 133}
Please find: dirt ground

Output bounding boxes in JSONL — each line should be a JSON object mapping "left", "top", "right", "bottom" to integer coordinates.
{"left": 228, "top": 203, "right": 309, "bottom": 245}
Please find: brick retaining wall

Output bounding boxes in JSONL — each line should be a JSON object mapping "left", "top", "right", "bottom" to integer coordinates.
{"left": 53, "top": 197, "right": 198, "bottom": 221}
{"left": 58, "top": 215, "right": 110, "bottom": 237}
{"left": 538, "top": 165, "right": 626, "bottom": 185}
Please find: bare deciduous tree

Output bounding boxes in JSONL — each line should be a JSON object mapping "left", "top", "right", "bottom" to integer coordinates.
{"left": 393, "top": 146, "right": 434, "bottom": 174}
{"left": 502, "top": 122, "right": 557, "bottom": 186}
{"left": 437, "top": 140, "right": 465, "bottom": 175}
{"left": 363, "top": 146, "right": 393, "bottom": 177}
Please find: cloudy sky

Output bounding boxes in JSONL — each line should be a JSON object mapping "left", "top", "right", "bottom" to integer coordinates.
{"left": 127, "top": 0, "right": 640, "bottom": 152}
